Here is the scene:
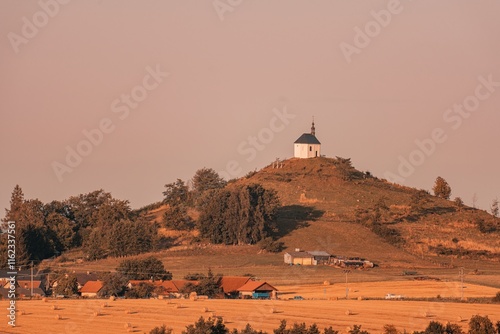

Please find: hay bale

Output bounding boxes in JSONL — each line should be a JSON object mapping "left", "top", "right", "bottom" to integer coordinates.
{"left": 202, "top": 307, "right": 209, "bottom": 313}
{"left": 269, "top": 308, "right": 276, "bottom": 314}
{"left": 55, "top": 314, "right": 62, "bottom": 320}
{"left": 457, "top": 316, "right": 463, "bottom": 322}
{"left": 101, "top": 302, "right": 108, "bottom": 308}
{"left": 19, "top": 310, "right": 26, "bottom": 315}
{"left": 93, "top": 311, "right": 101, "bottom": 317}
{"left": 357, "top": 296, "right": 363, "bottom": 301}
{"left": 158, "top": 295, "right": 164, "bottom": 300}
{"left": 127, "top": 329, "right": 134, "bottom": 333}
{"left": 42, "top": 297, "right": 48, "bottom": 303}
{"left": 124, "top": 323, "right": 132, "bottom": 329}
{"left": 52, "top": 305, "right": 58, "bottom": 310}
{"left": 423, "top": 311, "right": 430, "bottom": 318}
{"left": 109, "top": 296, "right": 116, "bottom": 301}
{"left": 345, "top": 310, "right": 351, "bottom": 316}
{"left": 323, "top": 280, "right": 331, "bottom": 286}
{"left": 174, "top": 304, "right": 182, "bottom": 309}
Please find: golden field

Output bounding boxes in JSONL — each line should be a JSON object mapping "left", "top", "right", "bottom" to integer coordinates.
{"left": 3, "top": 281, "right": 499, "bottom": 334}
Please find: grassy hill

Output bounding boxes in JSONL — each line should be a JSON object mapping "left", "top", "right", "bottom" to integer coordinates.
{"left": 234, "top": 157, "right": 499, "bottom": 266}
{"left": 48, "top": 157, "right": 500, "bottom": 286}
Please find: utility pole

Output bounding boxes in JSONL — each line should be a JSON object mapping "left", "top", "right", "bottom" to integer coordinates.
{"left": 459, "top": 267, "right": 464, "bottom": 301}
{"left": 31, "top": 261, "right": 34, "bottom": 297}
{"left": 343, "top": 269, "right": 351, "bottom": 299}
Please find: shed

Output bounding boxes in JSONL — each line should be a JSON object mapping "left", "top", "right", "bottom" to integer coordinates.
{"left": 307, "top": 251, "right": 331, "bottom": 264}
{"left": 237, "top": 281, "right": 278, "bottom": 299}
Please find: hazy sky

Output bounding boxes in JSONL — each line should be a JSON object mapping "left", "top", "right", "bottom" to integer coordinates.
{"left": 1, "top": 0, "right": 499, "bottom": 214}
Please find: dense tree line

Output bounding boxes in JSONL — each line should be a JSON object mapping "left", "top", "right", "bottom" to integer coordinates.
{"left": 149, "top": 316, "right": 500, "bottom": 334}
{"left": 116, "top": 256, "right": 172, "bottom": 281}
{"left": 0, "top": 186, "right": 160, "bottom": 265}
{"left": 197, "top": 184, "right": 280, "bottom": 245}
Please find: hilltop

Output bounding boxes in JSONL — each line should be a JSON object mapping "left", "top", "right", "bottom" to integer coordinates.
{"left": 43, "top": 156, "right": 499, "bottom": 286}
{"left": 233, "top": 157, "right": 499, "bottom": 265}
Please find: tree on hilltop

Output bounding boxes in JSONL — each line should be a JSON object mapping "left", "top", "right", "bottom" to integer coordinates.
{"left": 433, "top": 176, "right": 451, "bottom": 200}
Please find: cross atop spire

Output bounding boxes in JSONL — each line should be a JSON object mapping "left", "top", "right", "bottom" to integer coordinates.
{"left": 311, "top": 116, "right": 316, "bottom": 136}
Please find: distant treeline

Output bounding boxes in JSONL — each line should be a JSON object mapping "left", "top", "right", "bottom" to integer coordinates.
{"left": 151, "top": 315, "right": 500, "bottom": 334}
{"left": 0, "top": 168, "right": 281, "bottom": 265}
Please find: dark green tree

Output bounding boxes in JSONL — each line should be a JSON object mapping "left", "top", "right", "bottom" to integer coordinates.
{"left": 382, "top": 325, "right": 398, "bottom": 334}
{"left": 433, "top": 177, "right": 452, "bottom": 200}
{"left": 150, "top": 325, "right": 173, "bottom": 334}
{"left": 107, "top": 219, "right": 155, "bottom": 257}
{"left": 163, "top": 179, "right": 189, "bottom": 206}
{"left": 444, "top": 323, "right": 464, "bottom": 334}
{"left": 53, "top": 274, "right": 78, "bottom": 296}
{"left": 198, "top": 184, "right": 280, "bottom": 245}
{"left": 423, "top": 321, "right": 445, "bottom": 334}
{"left": 181, "top": 269, "right": 222, "bottom": 298}
{"left": 454, "top": 197, "right": 465, "bottom": 212}
{"left": 192, "top": 168, "right": 226, "bottom": 195}
{"left": 348, "top": 325, "right": 369, "bottom": 334}
{"left": 183, "top": 317, "right": 228, "bottom": 334}
{"left": 490, "top": 198, "right": 499, "bottom": 217}
{"left": 3, "top": 185, "right": 24, "bottom": 224}
{"left": 163, "top": 205, "right": 193, "bottom": 230}
{"left": 45, "top": 212, "right": 77, "bottom": 251}
{"left": 117, "top": 256, "right": 172, "bottom": 281}
{"left": 236, "top": 324, "right": 267, "bottom": 334}
{"left": 334, "top": 157, "right": 356, "bottom": 181}
{"left": 468, "top": 315, "right": 495, "bottom": 334}
{"left": 126, "top": 281, "right": 155, "bottom": 299}
{"left": 324, "top": 328, "right": 339, "bottom": 334}
{"left": 84, "top": 228, "right": 107, "bottom": 260}
{"left": 98, "top": 272, "right": 128, "bottom": 297}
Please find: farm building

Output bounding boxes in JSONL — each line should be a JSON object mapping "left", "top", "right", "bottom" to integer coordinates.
{"left": 284, "top": 251, "right": 314, "bottom": 265}
{"left": 80, "top": 280, "right": 104, "bottom": 298}
{"left": 219, "top": 276, "right": 252, "bottom": 298}
{"left": 0, "top": 280, "right": 46, "bottom": 298}
{"left": 284, "top": 249, "right": 332, "bottom": 265}
{"left": 237, "top": 281, "right": 278, "bottom": 299}
{"left": 308, "top": 251, "right": 331, "bottom": 264}
{"left": 128, "top": 279, "right": 199, "bottom": 298}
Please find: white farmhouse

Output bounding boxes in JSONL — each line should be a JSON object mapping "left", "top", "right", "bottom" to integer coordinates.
{"left": 294, "top": 120, "right": 321, "bottom": 158}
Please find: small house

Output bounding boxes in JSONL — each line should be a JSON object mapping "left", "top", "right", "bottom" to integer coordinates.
{"left": 219, "top": 276, "right": 252, "bottom": 298}
{"left": 80, "top": 280, "right": 103, "bottom": 298}
{"left": 237, "top": 281, "right": 278, "bottom": 299}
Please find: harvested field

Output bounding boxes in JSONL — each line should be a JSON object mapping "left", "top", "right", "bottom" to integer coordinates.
{"left": 3, "top": 281, "right": 499, "bottom": 334}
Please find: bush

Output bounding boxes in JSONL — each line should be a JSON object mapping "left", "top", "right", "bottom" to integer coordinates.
{"left": 348, "top": 325, "right": 369, "bottom": 334}
{"left": 183, "top": 317, "right": 228, "bottom": 334}
{"left": 150, "top": 324, "right": 172, "bottom": 334}
{"left": 382, "top": 324, "right": 398, "bottom": 334}
{"left": 468, "top": 315, "right": 495, "bottom": 334}
{"left": 258, "top": 237, "right": 285, "bottom": 253}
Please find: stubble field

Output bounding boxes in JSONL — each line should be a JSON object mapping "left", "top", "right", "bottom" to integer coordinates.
{"left": 3, "top": 280, "right": 500, "bottom": 334}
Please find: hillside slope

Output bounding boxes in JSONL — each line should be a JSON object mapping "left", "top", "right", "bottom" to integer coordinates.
{"left": 234, "top": 157, "right": 499, "bottom": 266}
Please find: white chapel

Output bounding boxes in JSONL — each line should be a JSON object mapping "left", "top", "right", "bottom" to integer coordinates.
{"left": 294, "top": 120, "right": 321, "bottom": 158}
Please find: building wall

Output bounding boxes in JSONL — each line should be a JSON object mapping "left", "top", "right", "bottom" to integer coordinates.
{"left": 294, "top": 144, "right": 321, "bottom": 159}
{"left": 292, "top": 257, "right": 314, "bottom": 265}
